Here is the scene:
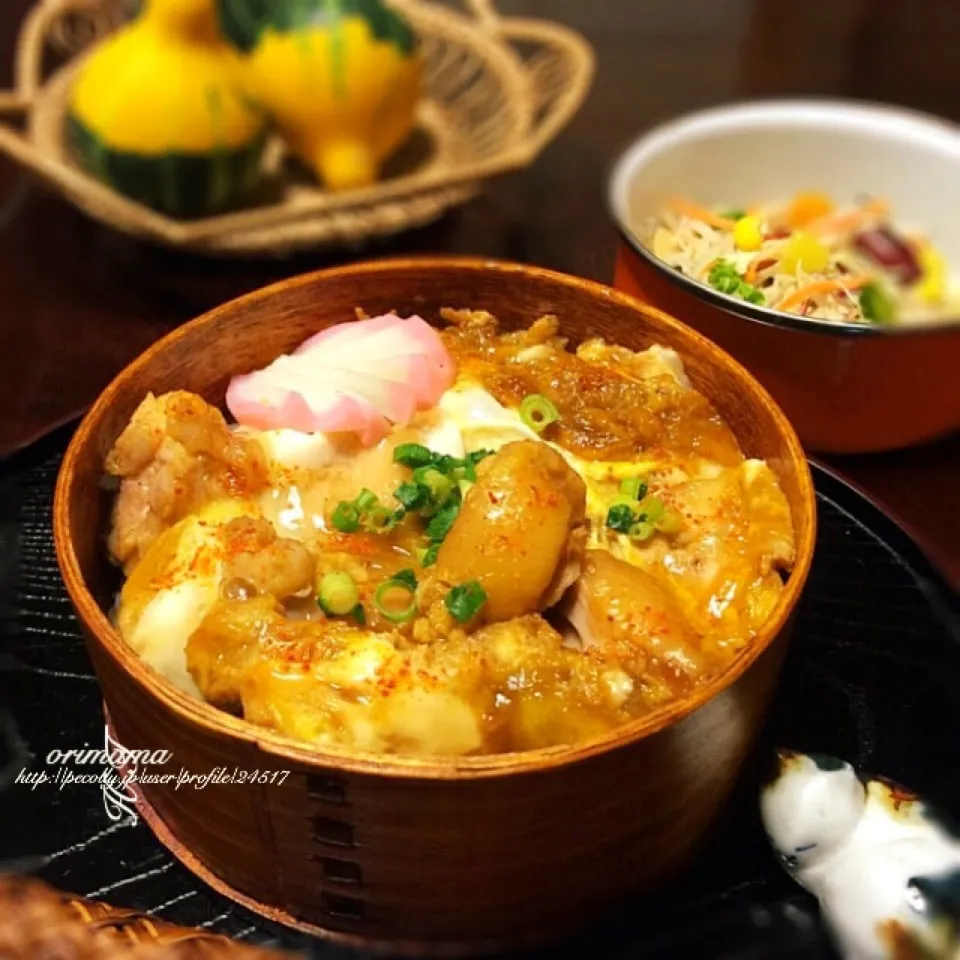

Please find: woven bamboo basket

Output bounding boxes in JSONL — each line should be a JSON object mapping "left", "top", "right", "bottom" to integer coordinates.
{"left": 0, "top": 875, "right": 292, "bottom": 958}
{"left": 0, "top": 0, "right": 593, "bottom": 256}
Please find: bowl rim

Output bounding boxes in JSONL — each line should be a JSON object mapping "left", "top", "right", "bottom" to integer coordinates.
{"left": 608, "top": 97, "right": 960, "bottom": 338}
{"left": 53, "top": 256, "right": 817, "bottom": 781}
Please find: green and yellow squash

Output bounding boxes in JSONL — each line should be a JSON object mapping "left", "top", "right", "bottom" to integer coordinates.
{"left": 217, "top": 0, "right": 422, "bottom": 190}
{"left": 68, "top": 0, "right": 267, "bottom": 218}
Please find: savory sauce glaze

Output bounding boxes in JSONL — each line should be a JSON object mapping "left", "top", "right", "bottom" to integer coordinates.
{"left": 105, "top": 311, "right": 796, "bottom": 757}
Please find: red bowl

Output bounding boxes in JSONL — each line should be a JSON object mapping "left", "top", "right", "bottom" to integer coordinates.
{"left": 609, "top": 100, "right": 960, "bottom": 454}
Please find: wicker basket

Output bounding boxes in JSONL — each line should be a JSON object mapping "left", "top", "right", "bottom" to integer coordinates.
{"left": 0, "top": 874, "right": 292, "bottom": 958}
{"left": 0, "top": 0, "right": 593, "bottom": 256}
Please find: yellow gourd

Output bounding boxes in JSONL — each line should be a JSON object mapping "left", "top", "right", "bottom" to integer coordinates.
{"left": 218, "top": 0, "right": 422, "bottom": 190}
{"left": 68, "top": 0, "right": 267, "bottom": 217}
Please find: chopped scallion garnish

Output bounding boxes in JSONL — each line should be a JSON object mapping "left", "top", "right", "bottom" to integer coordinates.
{"left": 331, "top": 501, "right": 360, "bottom": 533}
{"left": 419, "top": 543, "right": 440, "bottom": 567}
{"left": 425, "top": 495, "right": 461, "bottom": 542}
{"left": 393, "top": 443, "right": 436, "bottom": 468}
{"left": 519, "top": 393, "right": 560, "bottom": 434}
{"left": 638, "top": 495, "right": 665, "bottom": 523}
{"left": 317, "top": 571, "right": 360, "bottom": 616}
{"left": 444, "top": 581, "right": 487, "bottom": 624}
{"left": 391, "top": 568, "right": 417, "bottom": 590}
{"left": 605, "top": 503, "right": 636, "bottom": 534}
{"left": 394, "top": 481, "right": 428, "bottom": 512}
{"left": 374, "top": 578, "right": 418, "bottom": 624}
{"left": 619, "top": 477, "right": 648, "bottom": 501}
{"left": 655, "top": 508, "right": 685, "bottom": 535}
{"left": 363, "top": 504, "right": 398, "bottom": 533}
{"left": 628, "top": 520, "right": 655, "bottom": 543}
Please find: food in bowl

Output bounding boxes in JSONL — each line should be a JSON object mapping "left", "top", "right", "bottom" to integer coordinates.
{"left": 103, "top": 308, "right": 796, "bottom": 757}
{"left": 650, "top": 193, "right": 958, "bottom": 325}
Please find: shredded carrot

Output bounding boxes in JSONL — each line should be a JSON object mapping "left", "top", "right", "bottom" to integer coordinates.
{"left": 808, "top": 197, "right": 889, "bottom": 236}
{"left": 776, "top": 274, "right": 872, "bottom": 312}
{"left": 700, "top": 257, "right": 720, "bottom": 279}
{"left": 786, "top": 192, "right": 834, "bottom": 229}
{"left": 745, "top": 256, "right": 777, "bottom": 284}
{"left": 668, "top": 197, "right": 736, "bottom": 231}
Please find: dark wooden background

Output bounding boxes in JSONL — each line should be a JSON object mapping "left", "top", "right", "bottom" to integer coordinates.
{"left": 0, "top": 0, "right": 957, "bottom": 586}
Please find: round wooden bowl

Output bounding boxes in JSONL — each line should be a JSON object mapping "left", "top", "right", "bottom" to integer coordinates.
{"left": 53, "top": 258, "right": 817, "bottom": 955}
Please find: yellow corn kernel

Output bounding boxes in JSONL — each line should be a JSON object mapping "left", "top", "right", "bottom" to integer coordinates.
{"left": 918, "top": 245, "right": 946, "bottom": 303}
{"left": 778, "top": 232, "right": 830, "bottom": 275}
{"left": 733, "top": 215, "right": 763, "bottom": 252}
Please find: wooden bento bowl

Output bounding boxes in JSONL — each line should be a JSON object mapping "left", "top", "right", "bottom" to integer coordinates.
{"left": 53, "top": 258, "right": 817, "bottom": 956}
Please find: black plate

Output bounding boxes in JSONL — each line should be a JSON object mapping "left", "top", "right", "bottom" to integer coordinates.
{"left": 1, "top": 427, "right": 958, "bottom": 960}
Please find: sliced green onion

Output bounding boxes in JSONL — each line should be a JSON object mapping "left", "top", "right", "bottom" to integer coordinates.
{"left": 351, "top": 603, "right": 366, "bottom": 625}
{"left": 461, "top": 448, "right": 493, "bottom": 481}
{"left": 416, "top": 467, "right": 454, "bottom": 502}
{"left": 419, "top": 543, "right": 440, "bottom": 567}
{"left": 628, "top": 520, "right": 656, "bottom": 543}
{"left": 519, "top": 394, "right": 560, "bottom": 434}
{"left": 394, "top": 481, "right": 425, "bottom": 511}
{"left": 605, "top": 503, "right": 636, "bottom": 534}
{"left": 363, "top": 504, "right": 397, "bottom": 533}
{"left": 355, "top": 488, "right": 378, "bottom": 512}
{"left": 619, "top": 477, "right": 648, "bottom": 501}
{"left": 444, "top": 581, "right": 487, "bottom": 623}
{"left": 331, "top": 501, "right": 360, "bottom": 533}
{"left": 374, "top": 579, "right": 418, "bottom": 624}
{"left": 638, "top": 495, "right": 665, "bottom": 523}
{"left": 655, "top": 508, "right": 685, "bottom": 535}
{"left": 318, "top": 571, "right": 360, "bottom": 616}
{"left": 434, "top": 454, "right": 460, "bottom": 475}
{"left": 425, "top": 496, "right": 461, "bottom": 542}
{"left": 391, "top": 568, "right": 417, "bottom": 590}
{"left": 720, "top": 208, "right": 747, "bottom": 221}
{"left": 393, "top": 443, "right": 435, "bottom": 468}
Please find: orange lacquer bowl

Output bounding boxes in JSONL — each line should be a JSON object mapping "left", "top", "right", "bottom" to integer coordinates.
{"left": 610, "top": 100, "right": 960, "bottom": 454}
{"left": 54, "top": 259, "right": 816, "bottom": 955}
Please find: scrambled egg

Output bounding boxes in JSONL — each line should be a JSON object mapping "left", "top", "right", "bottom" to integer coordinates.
{"left": 116, "top": 499, "right": 262, "bottom": 695}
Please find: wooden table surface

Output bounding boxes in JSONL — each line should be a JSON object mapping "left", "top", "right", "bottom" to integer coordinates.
{"left": 0, "top": 0, "right": 956, "bottom": 587}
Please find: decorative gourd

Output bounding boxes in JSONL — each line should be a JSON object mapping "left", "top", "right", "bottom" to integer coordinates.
{"left": 217, "top": 0, "right": 422, "bottom": 190}
{"left": 68, "top": 0, "right": 267, "bottom": 218}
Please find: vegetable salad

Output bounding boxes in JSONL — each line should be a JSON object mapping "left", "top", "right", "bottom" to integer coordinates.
{"left": 651, "top": 193, "right": 958, "bottom": 326}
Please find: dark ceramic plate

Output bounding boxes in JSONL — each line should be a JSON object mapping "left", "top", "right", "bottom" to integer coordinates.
{"left": 0, "top": 426, "right": 957, "bottom": 960}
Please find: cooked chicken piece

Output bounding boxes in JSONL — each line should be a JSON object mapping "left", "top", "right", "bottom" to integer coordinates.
{"left": 621, "top": 460, "right": 795, "bottom": 638}
{"left": 435, "top": 440, "right": 587, "bottom": 622}
{"left": 476, "top": 615, "right": 634, "bottom": 750}
{"left": 186, "top": 596, "right": 357, "bottom": 711}
{"left": 576, "top": 339, "right": 691, "bottom": 388}
{"left": 189, "top": 600, "right": 629, "bottom": 756}
{"left": 106, "top": 391, "right": 267, "bottom": 573}
{"left": 561, "top": 550, "right": 706, "bottom": 702}
{"left": 188, "top": 597, "right": 484, "bottom": 754}
{"left": 220, "top": 517, "right": 315, "bottom": 600}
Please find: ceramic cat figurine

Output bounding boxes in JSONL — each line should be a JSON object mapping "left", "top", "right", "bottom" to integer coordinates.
{"left": 761, "top": 749, "right": 960, "bottom": 959}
